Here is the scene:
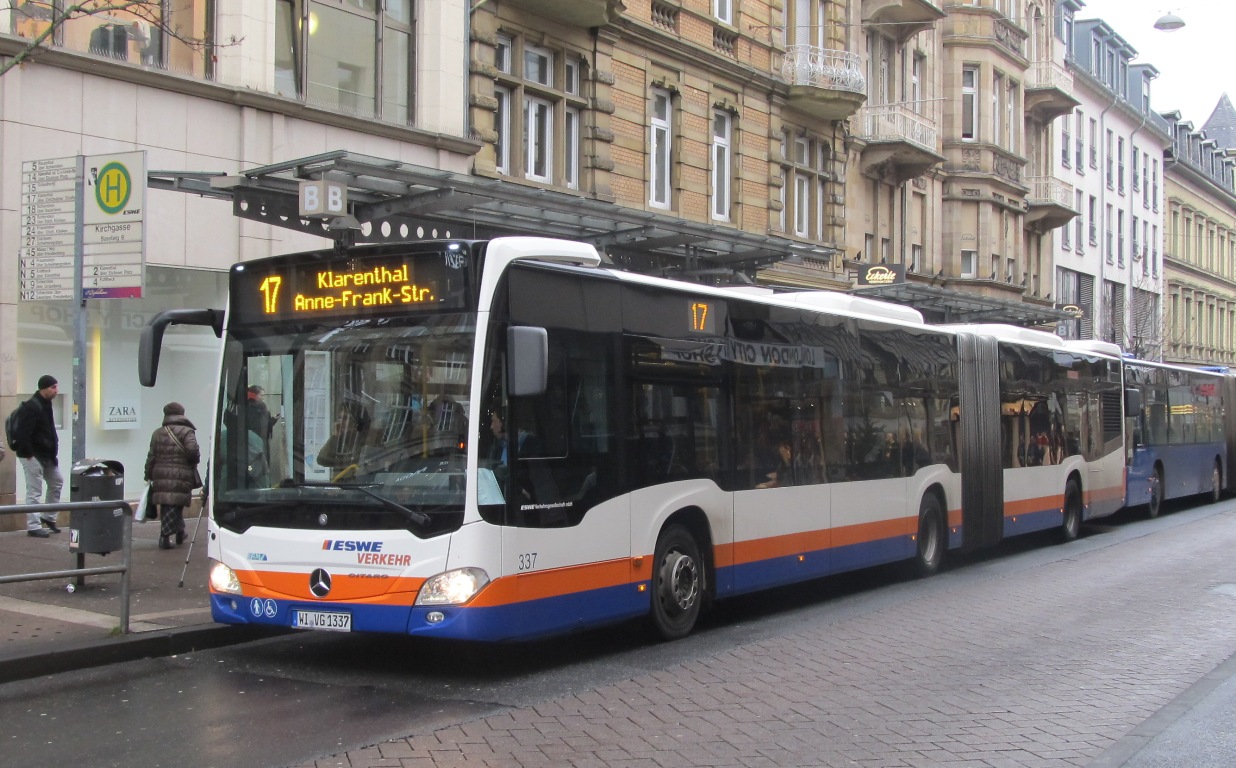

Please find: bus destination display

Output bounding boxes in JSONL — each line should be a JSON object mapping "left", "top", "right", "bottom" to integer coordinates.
{"left": 233, "top": 253, "right": 463, "bottom": 322}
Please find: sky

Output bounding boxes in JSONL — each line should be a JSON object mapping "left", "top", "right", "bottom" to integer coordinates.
{"left": 1071, "top": 0, "right": 1235, "bottom": 126}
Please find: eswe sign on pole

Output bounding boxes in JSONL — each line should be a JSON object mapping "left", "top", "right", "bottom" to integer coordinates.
{"left": 83, "top": 151, "right": 146, "bottom": 299}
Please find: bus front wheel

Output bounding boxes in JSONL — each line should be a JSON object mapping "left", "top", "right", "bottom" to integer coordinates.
{"left": 650, "top": 524, "right": 704, "bottom": 641}
{"left": 1060, "top": 479, "right": 1082, "bottom": 543}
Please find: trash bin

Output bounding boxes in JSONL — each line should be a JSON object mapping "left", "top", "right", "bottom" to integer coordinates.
{"left": 69, "top": 459, "right": 126, "bottom": 554}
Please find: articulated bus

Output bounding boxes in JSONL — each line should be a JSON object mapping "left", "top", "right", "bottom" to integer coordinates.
{"left": 1122, "top": 359, "right": 1232, "bottom": 516}
{"left": 140, "top": 237, "right": 1146, "bottom": 641}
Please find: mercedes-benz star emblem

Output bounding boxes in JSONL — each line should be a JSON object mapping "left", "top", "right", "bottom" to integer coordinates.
{"left": 309, "top": 568, "right": 332, "bottom": 598}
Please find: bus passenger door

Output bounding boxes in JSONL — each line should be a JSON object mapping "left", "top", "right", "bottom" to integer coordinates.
{"left": 500, "top": 328, "right": 636, "bottom": 633}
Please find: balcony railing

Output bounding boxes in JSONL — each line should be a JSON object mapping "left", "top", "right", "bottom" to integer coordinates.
{"left": 1029, "top": 61, "right": 1072, "bottom": 91}
{"left": 781, "top": 46, "right": 866, "bottom": 94}
{"left": 856, "top": 104, "right": 937, "bottom": 152}
{"left": 1027, "top": 177, "right": 1074, "bottom": 209}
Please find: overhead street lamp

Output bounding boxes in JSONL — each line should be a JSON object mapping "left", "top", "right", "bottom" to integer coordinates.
{"left": 1153, "top": 12, "right": 1186, "bottom": 31}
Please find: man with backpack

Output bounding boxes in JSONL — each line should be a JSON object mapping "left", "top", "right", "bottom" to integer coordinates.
{"left": 9, "top": 375, "right": 63, "bottom": 537}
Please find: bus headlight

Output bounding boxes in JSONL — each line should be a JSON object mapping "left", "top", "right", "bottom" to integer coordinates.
{"left": 209, "top": 560, "right": 242, "bottom": 594}
{"left": 415, "top": 567, "right": 489, "bottom": 606}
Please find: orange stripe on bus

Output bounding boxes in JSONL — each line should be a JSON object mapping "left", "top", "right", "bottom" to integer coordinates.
{"left": 468, "top": 559, "right": 632, "bottom": 607}
{"left": 236, "top": 569, "right": 423, "bottom": 600}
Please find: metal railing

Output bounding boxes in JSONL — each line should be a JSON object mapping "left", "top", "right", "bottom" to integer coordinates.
{"left": 781, "top": 45, "right": 866, "bottom": 94}
{"left": 1029, "top": 61, "right": 1073, "bottom": 92}
{"left": 0, "top": 500, "right": 134, "bottom": 633}
{"left": 1027, "top": 176, "right": 1075, "bottom": 209}
{"left": 856, "top": 104, "right": 938, "bottom": 152}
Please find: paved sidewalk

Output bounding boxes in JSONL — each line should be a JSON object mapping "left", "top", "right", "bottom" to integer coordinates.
{"left": 0, "top": 509, "right": 267, "bottom": 683}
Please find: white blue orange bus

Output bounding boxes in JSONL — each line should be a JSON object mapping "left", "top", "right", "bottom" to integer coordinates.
{"left": 137, "top": 237, "right": 1197, "bottom": 641}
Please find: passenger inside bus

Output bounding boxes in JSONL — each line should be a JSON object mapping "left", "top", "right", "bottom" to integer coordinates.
{"left": 316, "top": 403, "right": 372, "bottom": 480}
{"left": 757, "top": 438, "right": 795, "bottom": 488}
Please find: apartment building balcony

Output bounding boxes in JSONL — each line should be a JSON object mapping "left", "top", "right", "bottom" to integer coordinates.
{"left": 1025, "top": 62, "right": 1079, "bottom": 122}
{"left": 504, "top": 0, "right": 625, "bottom": 27}
{"left": 862, "top": 0, "right": 945, "bottom": 43}
{"left": 1025, "top": 177, "right": 1077, "bottom": 230}
{"left": 781, "top": 46, "right": 867, "bottom": 121}
{"left": 856, "top": 104, "right": 944, "bottom": 182}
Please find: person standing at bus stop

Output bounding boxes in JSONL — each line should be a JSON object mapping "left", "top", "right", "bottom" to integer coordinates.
{"left": 144, "top": 402, "right": 201, "bottom": 550}
{"left": 11, "top": 375, "right": 63, "bottom": 537}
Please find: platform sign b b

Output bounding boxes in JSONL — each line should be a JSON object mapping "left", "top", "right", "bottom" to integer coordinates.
{"left": 299, "top": 179, "right": 347, "bottom": 217}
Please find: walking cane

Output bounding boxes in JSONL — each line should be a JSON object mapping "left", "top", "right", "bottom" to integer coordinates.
{"left": 179, "top": 464, "right": 208, "bottom": 588}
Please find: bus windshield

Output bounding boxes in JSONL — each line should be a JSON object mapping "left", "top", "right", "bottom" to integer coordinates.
{"left": 213, "top": 313, "right": 475, "bottom": 534}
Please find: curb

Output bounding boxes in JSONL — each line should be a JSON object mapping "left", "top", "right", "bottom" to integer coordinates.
{"left": 0, "top": 624, "right": 289, "bottom": 685}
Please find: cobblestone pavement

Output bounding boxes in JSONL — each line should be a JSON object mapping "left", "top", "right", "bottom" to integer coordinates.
{"left": 295, "top": 506, "right": 1236, "bottom": 768}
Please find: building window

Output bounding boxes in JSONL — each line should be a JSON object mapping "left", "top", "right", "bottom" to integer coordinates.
{"left": 1075, "top": 111, "right": 1085, "bottom": 171}
{"left": 961, "top": 249, "right": 977, "bottom": 278}
{"left": 712, "top": 109, "right": 732, "bottom": 221}
{"left": 1112, "top": 128, "right": 1122, "bottom": 189}
{"left": 795, "top": 140, "right": 811, "bottom": 235}
{"left": 17, "top": 0, "right": 214, "bottom": 78}
{"left": 1131, "top": 149, "right": 1140, "bottom": 192}
{"left": 910, "top": 54, "right": 925, "bottom": 113}
{"left": 1062, "top": 116, "right": 1072, "bottom": 168}
{"left": 782, "top": 132, "right": 830, "bottom": 240}
{"left": 1117, "top": 137, "right": 1125, "bottom": 194}
{"left": 650, "top": 87, "right": 673, "bottom": 208}
{"left": 564, "top": 108, "right": 580, "bottom": 189}
{"left": 1112, "top": 201, "right": 1122, "bottom": 262}
{"left": 992, "top": 72, "right": 1003, "bottom": 147}
{"left": 1089, "top": 195, "right": 1098, "bottom": 245}
{"left": 1142, "top": 220, "right": 1150, "bottom": 276}
{"left": 494, "top": 34, "right": 586, "bottom": 188}
{"left": 273, "top": 0, "right": 414, "bottom": 124}
{"left": 1089, "top": 119, "right": 1098, "bottom": 168}
{"left": 495, "top": 86, "right": 511, "bottom": 174}
{"left": 1152, "top": 159, "right": 1159, "bottom": 211}
{"left": 524, "top": 94, "right": 553, "bottom": 183}
{"left": 713, "top": 0, "right": 733, "bottom": 24}
{"left": 1006, "top": 81, "right": 1017, "bottom": 152}
{"left": 962, "top": 66, "right": 978, "bottom": 141}
{"left": 1118, "top": 209, "right": 1125, "bottom": 267}
{"left": 1075, "top": 190, "right": 1085, "bottom": 253}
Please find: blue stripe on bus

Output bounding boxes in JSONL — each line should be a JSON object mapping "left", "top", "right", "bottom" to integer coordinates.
{"left": 718, "top": 533, "right": 914, "bottom": 598}
{"left": 1002, "top": 507, "right": 1064, "bottom": 536}
{"left": 212, "top": 585, "right": 646, "bottom": 642}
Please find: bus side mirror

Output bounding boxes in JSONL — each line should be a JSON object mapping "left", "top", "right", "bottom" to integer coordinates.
{"left": 508, "top": 326, "right": 548, "bottom": 397}
{"left": 1124, "top": 388, "right": 1143, "bottom": 416}
{"left": 139, "top": 308, "right": 225, "bottom": 387}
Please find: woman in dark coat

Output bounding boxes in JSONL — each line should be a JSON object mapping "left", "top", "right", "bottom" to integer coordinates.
{"left": 144, "top": 402, "right": 201, "bottom": 550}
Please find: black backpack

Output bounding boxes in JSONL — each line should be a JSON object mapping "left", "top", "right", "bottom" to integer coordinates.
{"left": 5, "top": 407, "right": 19, "bottom": 451}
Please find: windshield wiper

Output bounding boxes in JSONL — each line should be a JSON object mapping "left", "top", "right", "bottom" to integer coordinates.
{"left": 281, "top": 480, "right": 431, "bottom": 527}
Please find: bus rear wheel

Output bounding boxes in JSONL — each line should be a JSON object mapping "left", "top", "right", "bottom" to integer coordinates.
{"left": 1147, "top": 468, "right": 1163, "bottom": 519}
{"left": 913, "top": 494, "right": 944, "bottom": 578}
{"left": 1060, "top": 479, "right": 1082, "bottom": 543}
{"left": 650, "top": 524, "right": 704, "bottom": 641}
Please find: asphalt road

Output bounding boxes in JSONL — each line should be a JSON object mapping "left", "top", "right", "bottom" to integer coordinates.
{"left": 3, "top": 499, "right": 1235, "bottom": 768}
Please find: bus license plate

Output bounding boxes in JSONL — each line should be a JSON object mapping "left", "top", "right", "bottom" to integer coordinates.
{"left": 293, "top": 610, "right": 352, "bottom": 632}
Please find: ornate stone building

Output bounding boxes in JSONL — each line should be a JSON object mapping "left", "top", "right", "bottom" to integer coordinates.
{"left": 1161, "top": 100, "right": 1236, "bottom": 366}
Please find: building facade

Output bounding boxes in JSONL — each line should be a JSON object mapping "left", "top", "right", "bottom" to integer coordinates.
{"left": 5, "top": 0, "right": 1230, "bottom": 519}
{"left": 0, "top": 1, "right": 476, "bottom": 514}
{"left": 1161, "top": 108, "right": 1236, "bottom": 366}
{"left": 1053, "top": 14, "right": 1169, "bottom": 358}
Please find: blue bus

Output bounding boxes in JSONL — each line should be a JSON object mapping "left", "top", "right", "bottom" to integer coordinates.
{"left": 1123, "top": 359, "right": 1230, "bottom": 517}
